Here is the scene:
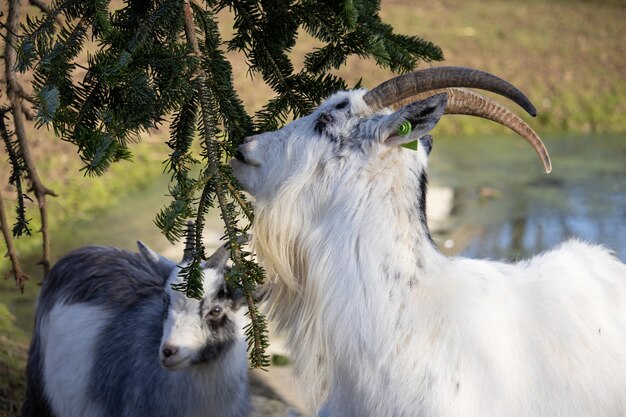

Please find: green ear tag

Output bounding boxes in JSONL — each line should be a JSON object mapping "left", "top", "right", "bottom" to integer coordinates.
{"left": 397, "top": 121, "right": 412, "bottom": 136}
{"left": 397, "top": 121, "right": 418, "bottom": 150}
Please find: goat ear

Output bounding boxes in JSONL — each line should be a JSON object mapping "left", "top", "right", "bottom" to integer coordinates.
{"left": 382, "top": 93, "right": 447, "bottom": 147}
{"left": 137, "top": 241, "right": 176, "bottom": 280}
{"left": 202, "top": 234, "right": 250, "bottom": 270}
{"left": 203, "top": 243, "right": 231, "bottom": 270}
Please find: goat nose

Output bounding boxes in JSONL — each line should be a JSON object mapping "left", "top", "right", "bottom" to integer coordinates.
{"left": 243, "top": 136, "right": 255, "bottom": 143}
{"left": 162, "top": 345, "right": 178, "bottom": 358}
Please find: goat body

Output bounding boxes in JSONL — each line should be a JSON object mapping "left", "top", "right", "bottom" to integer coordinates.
{"left": 231, "top": 90, "right": 626, "bottom": 417}
{"left": 22, "top": 245, "right": 249, "bottom": 417}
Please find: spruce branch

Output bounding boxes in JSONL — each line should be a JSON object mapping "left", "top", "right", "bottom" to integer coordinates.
{"left": 182, "top": 0, "right": 269, "bottom": 368}
{"left": 5, "top": 0, "right": 57, "bottom": 278}
{"left": 7, "top": 0, "right": 444, "bottom": 367}
{"left": 0, "top": 106, "right": 32, "bottom": 239}
{"left": 225, "top": 178, "right": 254, "bottom": 223}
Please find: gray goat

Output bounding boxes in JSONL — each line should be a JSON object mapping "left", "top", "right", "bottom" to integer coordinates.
{"left": 22, "top": 241, "right": 249, "bottom": 417}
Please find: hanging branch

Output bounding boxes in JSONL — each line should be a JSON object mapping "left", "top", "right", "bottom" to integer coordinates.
{"left": 5, "top": 0, "right": 57, "bottom": 277}
{"left": 10, "top": 0, "right": 443, "bottom": 366}
{"left": 182, "top": 0, "right": 269, "bottom": 368}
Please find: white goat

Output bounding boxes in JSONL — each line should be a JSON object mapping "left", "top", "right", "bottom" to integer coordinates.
{"left": 230, "top": 66, "right": 626, "bottom": 417}
{"left": 22, "top": 240, "right": 249, "bottom": 417}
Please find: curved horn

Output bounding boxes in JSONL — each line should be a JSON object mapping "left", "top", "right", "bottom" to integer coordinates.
{"left": 391, "top": 88, "right": 551, "bottom": 173}
{"left": 363, "top": 66, "right": 537, "bottom": 116}
{"left": 182, "top": 221, "right": 195, "bottom": 263}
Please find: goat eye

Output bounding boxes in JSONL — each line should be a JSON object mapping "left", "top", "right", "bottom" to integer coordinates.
{"left": 208, "top": 306, "right": 223, "bottom": 318}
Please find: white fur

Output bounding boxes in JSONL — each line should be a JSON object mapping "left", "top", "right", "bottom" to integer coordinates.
{"left": 42, "top": 304, "right": 109, "bottom": 417}
{"left": 231, "top": 90, "right": 626, "bottom": 417}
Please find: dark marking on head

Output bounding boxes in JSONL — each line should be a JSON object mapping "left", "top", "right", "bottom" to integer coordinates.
{"left": 335, "top": 98, "right": 349, "bottom": 110}
{"left": 22, "top": 331, "right": 55, "bottom": 416}
{"left": 207, "top": 312, "right": 227, "bottom": 331}
{"left": 198, "top": 298, "right": 205, "bottom": 319}
{"left": 316, "top": 111, "right": 336, "bottom": 136}
{"left": 195, "top": 332, "right": 236, "bottom": 365}
{"left": 455, "top": 381, "right": 461, "bottom": 393}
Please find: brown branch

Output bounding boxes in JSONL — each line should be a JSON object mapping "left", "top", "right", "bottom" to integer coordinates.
{"left": 225, "top": 180, "right": 254, "bottom": 222}
{"left": 21, "top": 104, "right": 34, "bottom": 121}
{"left": 182, "top": 1, "right": 267, "bottom": 367}
{"left": 0, "top": 186, "right": 28, "bottom": 292}
{"left": 5, "top": 0, "right": 57, "bottom": 278}
{"left": 28, "top": 0, "right": 64, "bottom": 26}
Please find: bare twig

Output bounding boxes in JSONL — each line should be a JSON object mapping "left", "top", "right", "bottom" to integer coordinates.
{"left": 5, "top": 0, "right": 57, "bottom": 278}
{"left": 28, "top": 0, "right": 64, "bottom": 26}
{"left": 21, "top": 104, "right": 34, "bottom": 121}
{"left": 0, "top": 186, "right": 28, "bottom": 292}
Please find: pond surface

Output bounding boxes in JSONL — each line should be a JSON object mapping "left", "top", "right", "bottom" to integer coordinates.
{"left": 429, "top": 133, "right": 625, "bottom": 262}
{"left": 1, "top": 133, "right": 624, "bottom": 334}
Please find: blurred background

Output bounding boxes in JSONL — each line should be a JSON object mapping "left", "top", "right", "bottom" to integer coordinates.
{"left": 1, "top": 0, "right": 625, "bottom": 415}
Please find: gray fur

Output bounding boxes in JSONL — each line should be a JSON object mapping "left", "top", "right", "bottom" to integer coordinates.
{"left": 22, "top": 245, "right": 249, "bottom": 417}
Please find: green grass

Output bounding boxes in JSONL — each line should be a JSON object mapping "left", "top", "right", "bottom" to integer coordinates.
{"left": 223, "top": 0, "right": 626, "bottom": 135}
{"left": 0, "top": 304, "right": 28, "bottom": 417}
{"left": 388, "top": 0, "right": 626, "bottom": 135}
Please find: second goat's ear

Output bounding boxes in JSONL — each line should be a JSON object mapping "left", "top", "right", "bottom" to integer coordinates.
{"left": 382, "top": 93, "right": 447, "bottom": 147}
{"left": 137, "top": 241, "right": 176, "bottom": 282}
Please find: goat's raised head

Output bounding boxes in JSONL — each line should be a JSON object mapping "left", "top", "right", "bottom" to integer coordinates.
{"left": 232, "top": 66, "right": 550, "bottom": 203}
{"left": 137, "top": 238, "right": 245, "bottom": 370}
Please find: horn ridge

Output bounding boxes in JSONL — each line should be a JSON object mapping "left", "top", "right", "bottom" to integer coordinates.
{"left": 391, "top": 88, "right": 551, "bottom": 173}
{"left": 363, "top": 66, "right": 537, "bottom": 117}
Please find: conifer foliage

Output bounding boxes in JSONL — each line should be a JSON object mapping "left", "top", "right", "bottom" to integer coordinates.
{"left": 6, "top": 0, "right": 442, "bottom": 366}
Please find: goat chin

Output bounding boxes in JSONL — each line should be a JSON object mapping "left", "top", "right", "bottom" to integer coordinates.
{"left": 232, "top": 88, "right": 626, "bottom": 417}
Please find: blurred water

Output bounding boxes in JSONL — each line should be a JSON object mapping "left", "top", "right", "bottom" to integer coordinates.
{"left": 429, "top": 133, "right": 625, "bottom": 262}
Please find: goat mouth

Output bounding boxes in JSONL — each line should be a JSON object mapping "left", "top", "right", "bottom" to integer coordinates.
{"left": 161, "top": 355, "right": 192, "bottom": 370}
{"left": 231, "top": 152, "right": 260, "bottom": 167}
